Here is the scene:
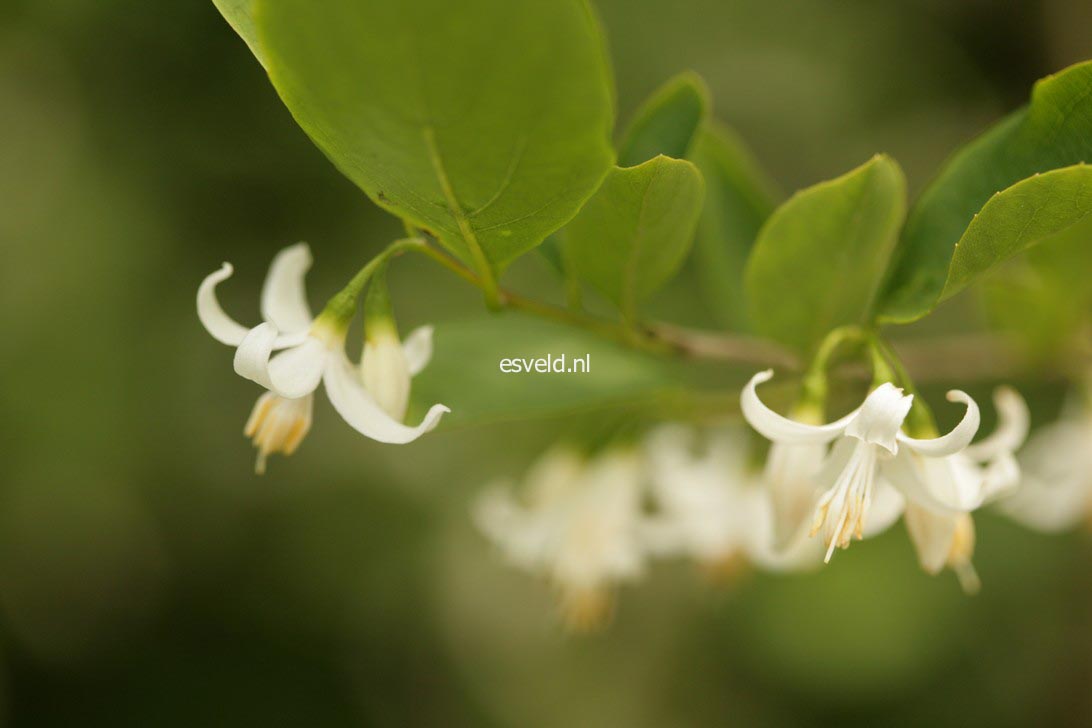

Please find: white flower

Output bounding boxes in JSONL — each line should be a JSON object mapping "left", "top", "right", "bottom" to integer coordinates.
{"left": 473, "top": 448, "right": 646, "bottom": 631}
{"left": 197, "top": 243, "right": 449, "bottom": 471}
{"left": 361, "top": 326, "right": 413, "bottom": 421}
{"left": 873, "top": 386, "right": 1026, "bottom": 593}
{"left": 999, "top": 396, "right": 1092, "bottom": 532}
{"left": 742, "top": 370, "right": 980, "bottom": 562}
{"left": 885, "top": 387, "right": 1028, "bottom": 591}
{"left": 641, "top": 425, "right": 822, "bottom": 574}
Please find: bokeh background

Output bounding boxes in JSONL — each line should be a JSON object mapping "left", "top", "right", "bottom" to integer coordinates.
{"left": 3, "top": 0, "right": 1092, "bottom": 725}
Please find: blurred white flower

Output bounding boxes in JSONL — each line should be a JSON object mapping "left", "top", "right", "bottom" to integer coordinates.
{"left": 473, "top": 448, "right": 646, "bottom": 631}
{"left": 741, "top": 370, "right": 980, "bottom": 562}
{"left": 886, "top": 387, "right": 1028, "bottom": 592}
{"left": 999, "top": 394, "right": 1092, "bottom": 532}
{"left": 641, "top": 425, "right": 822, "bottom": 575}
{"left": 197, "top": 243, "right": 448, "bottom": 472}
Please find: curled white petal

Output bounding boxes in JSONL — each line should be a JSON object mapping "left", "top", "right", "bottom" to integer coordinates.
{"left": 963, "top": 387, "right": 1029, "bottom": 462}
{"left": 261, "top": 243, "right": 314, "bottom": 333}
{"left": 884, "top": 448, "right": 984, "bottom": 513}
{"left": 898, "top": 390, "right": 980, "bottom": 457}
{"left": 233, "top": 323, "right": 279, "bottom": 389}
{"left": 402, "top": 325, "right": 434, "bottom": 377}
{"left": 741, "top": 370, "right": 857, "bottom": 444}
{"left": 323, "top": 351, "right": 448, "bottom": 444}
{"left": 267, "top": 337, "right": 329, "bottom": 399}
{"left": 197, "top": 263, "right": 251, "bottom": 346}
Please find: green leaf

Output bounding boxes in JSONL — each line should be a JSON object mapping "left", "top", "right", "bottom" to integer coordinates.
{"left": 880, "top": 60, "right": 1092, "bottom": 322}
{"left": 942, "top": 165, "right": 1092, "bottom": 301}
{"left": 617, "top": 71, "right": 709, "bottom": 167}
{"left": 563, "top": 156, "right": 705, "bottom": 320}
{"left": 745, "top": 155, "right": 906, "bottom": 356}
{"left": 690, "top": 122, "right": 780, "bottom": 329}
{"left": 409, "top": 316, "right": 687, "bottom": 425}
{"left": 212, "top": 0, "right": 265, "bottom": 67}
{"left": 539, "top": 71, "right": 709, "bottom": 279}
{"left": 255, "top": 0, "right": 615, "bottom": 281}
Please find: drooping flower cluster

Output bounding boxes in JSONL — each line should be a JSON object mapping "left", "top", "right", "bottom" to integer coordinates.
{"left": 472, "top": 426, "right": 824, "bottom": 630}
{"left": 195, "top": 247, "right": 1089, "bottom": 630}
{"left": 741, "top": 370, "right": 1028, "bottom": 591}
{"left": 472, "top": 369, "right": 1033, "bottom": 628}
{"left": 197, "top": 243, "right": 449, "bottom": 472}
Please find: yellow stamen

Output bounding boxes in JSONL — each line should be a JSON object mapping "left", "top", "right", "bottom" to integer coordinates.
{"left": 558, "top": 587, "right": 613, "bottom": 633}
{"left": 947, "top": 514, "right": 980, "bottom": 594}
{"left": 699, "top": 551, "right": 750, "bottom": 585}
{"left": 243, "top": 392, "right": 313, "bottom": 474}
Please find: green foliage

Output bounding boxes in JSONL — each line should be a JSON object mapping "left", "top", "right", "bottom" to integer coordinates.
{"left": 563, "top": 156, "right": 705, "bottom": 321}
{"left": 609, "top": 73, "right": 780, "bottom": 330}
{"left": 690, "top": 122, "right": 780, "bottom": 329}
{"left": 409, "top": 316, "right": 685, "bottom": 424}
{"left": 745, "top": 155, "right": 906, "bottom": 356}
{"left": 255, "top": 0, "right": 615, "bottom": 282}
{"left": 212, "top": 0, "right": 265, "bottom": 66}
{"left": 943, "top": 165, "right": 1092, "bottom": 300}
{"left": 539, "top": 71, "right": 708, "bottom": 282}
{"left": 617, "top": 71, "right": 709, "bottom": 166}
{"left": 880, "top": 61, "right": 1092, "bottom": 322}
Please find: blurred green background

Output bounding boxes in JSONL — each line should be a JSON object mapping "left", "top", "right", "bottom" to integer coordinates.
{"left": 3, "top": 0, "right": 1092, "bottom": 725}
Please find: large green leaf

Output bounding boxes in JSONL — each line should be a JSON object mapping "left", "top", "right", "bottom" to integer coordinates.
{"left": 745, "top": 155, "right": 906, "bottom": 356}
{"left": 211, "top": 0, "right": 265, "bottom": 67}
{"left": 563, "top": 156, "right": 705, "bottom": 320}
{"left": 409, "top": 316, "right": 690, "bottom": 425}
{"left": 255, "top": 0, "right": 615, "bottom": 279}
{"left": 690, "top": 122, "right": 780, "bottom": 329}
{"left": 942, "top": 165, "right": 1092, "bottom": 300}
{"left": 617, "top": 71, "right": 709, "bottom": 167}
{"left": 880, "top": 60, "right": 1092, "bottom": 322}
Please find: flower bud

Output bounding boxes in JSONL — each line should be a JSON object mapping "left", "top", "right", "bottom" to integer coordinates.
{"left": 361, "top": 266, "right": 411, "bottom": 421}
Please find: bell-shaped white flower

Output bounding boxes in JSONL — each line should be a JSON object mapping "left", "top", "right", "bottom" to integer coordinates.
{"left": 473, "top": 448, "right": 646, "bottom": 631}
{"left": 884, "top": 387, "right": 1028, "bottom": 590}
{"left": 742, "top": 370, "right": 980, "bottom": 562}
{"left": 197, "top": 243, "right": 449, "bottom": 471}
{"left": 999, "top": 395, "right": 1092, "bottom": 532}
{"left": 641, "top": 425, "right": 823, "bottom": 574}
{"left": 362, "top": 327, "right": 413, "bottom": 421}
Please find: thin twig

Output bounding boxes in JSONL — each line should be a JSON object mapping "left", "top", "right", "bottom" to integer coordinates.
{"left": 646, "top": 322, "right": 799, "bottom": 369}
{"left": 407, "top": 238, "right": 1066, "bottom": 381}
